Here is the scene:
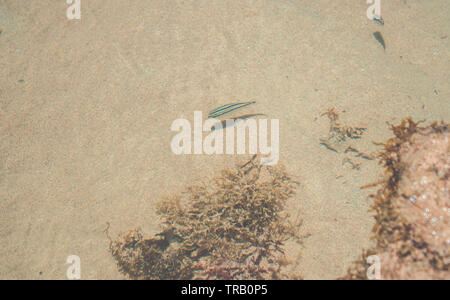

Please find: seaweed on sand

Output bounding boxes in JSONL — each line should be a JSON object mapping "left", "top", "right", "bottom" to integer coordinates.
{"left": 319, "top": 108, "right": 367, "bottom": 153}
{"left": 321, "top": 108, "right": 367, "bottom": 143}
{"left": 319, "top": 108, "right": 372, "bottom": 171}
{"left": 107, "top": 156, "right": 303, "bottom": 280}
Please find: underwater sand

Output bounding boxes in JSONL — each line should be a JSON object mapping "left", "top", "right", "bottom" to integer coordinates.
{"left": 0, "top": 0, "right": 449, "bottom": 279}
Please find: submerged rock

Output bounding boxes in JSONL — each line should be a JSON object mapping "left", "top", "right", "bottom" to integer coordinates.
{"left": 343, "top": 118, "right": 449, "bottom": 280}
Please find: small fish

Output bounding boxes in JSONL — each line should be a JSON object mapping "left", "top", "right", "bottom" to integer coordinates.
{"left": 373, "top": 15, "right": 384, "bottom": 26}
{"left": 208, "top": 101, "right": 256, "bottom": 118}
{"left": 211, "top": 113, "right": 267, "bottom": 131}
{"left": 373, "top": 31, "right": 386, "bottom": 50}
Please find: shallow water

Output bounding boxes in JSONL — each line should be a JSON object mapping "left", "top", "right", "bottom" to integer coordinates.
{"left": 0, "top": 0, "right": 448, "bottom": 279}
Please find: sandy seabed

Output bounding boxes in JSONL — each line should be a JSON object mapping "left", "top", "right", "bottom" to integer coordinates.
{"left": 1, "top": 0, "right": 449, "bottom": 279}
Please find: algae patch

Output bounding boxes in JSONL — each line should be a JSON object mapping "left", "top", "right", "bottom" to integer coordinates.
{"left": 107, "top": 156, "right": 304, "bottom": 279}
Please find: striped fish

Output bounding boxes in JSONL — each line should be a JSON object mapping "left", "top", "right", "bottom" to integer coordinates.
{"left": 208, "top": 101, "right": 256, "bottom": 119}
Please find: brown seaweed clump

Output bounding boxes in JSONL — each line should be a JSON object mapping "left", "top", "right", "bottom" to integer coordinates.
{"left": 107, "top": 156, "right": 303, "bottom": 280}
{"left": 319, "top": 108, "right": 372, "bottom": 170}
{"left": 342, "top": 118, "right": 449, "bottom": 280}
{"left": 320, "top": 107, "right": 367, "bottom": 146}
